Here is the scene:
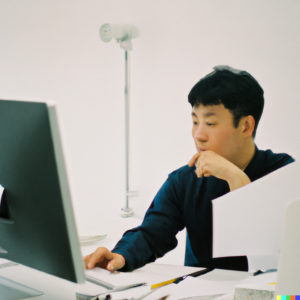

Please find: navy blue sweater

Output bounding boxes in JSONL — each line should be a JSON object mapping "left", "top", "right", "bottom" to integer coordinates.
{"left": 112, "top": 147, "right": 294, "bottom": 272}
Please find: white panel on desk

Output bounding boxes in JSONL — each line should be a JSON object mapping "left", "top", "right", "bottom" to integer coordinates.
{"left": 212, "top": 161, "right": 300, "bottom": 258}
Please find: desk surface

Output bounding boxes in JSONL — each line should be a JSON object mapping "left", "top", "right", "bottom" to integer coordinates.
{"left": 0, "top": 261, "right": 276, "bottom": 300}
{"left": 0, "top": 260, "right": 202, "bottom": 300}
{"left": 0, "top": 258, "right": 277, "bottom": 300}
{"left": 0, "top": 219, "right": 277, "bottom": 300}
{"left": 0, "top": 216, "right": 187, "bottom": 300}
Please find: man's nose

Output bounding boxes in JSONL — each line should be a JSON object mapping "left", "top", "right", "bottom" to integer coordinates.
{"left": 194, "top": 123, "right": 207, "bottom": 141}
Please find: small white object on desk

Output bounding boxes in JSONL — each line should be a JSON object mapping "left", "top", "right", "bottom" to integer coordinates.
{"left": 79, "top": 235, "right": 107, "bottom": 245}
{"left": 234, "top": 283, "right": 275, "bottom": 300}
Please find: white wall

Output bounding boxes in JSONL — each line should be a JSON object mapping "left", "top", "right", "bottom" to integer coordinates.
{"left": 0, "top": 0, "right": 300, "bottom": 261}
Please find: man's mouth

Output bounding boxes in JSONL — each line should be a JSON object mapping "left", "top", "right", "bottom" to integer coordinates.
{"left": 197, "top": 147, "right": 206, "bottom": 153}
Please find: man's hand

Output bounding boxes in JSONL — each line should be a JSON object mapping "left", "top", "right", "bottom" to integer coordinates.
{"left": 188, "top": 151, "right": 251, "bottom": 191}
{"left": 84, "top": 247, "right": 125, "bottom": 271}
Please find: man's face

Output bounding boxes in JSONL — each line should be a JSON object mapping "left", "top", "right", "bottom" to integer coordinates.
{"left": 191, "top": 104, "right": 245, "bottom": 164}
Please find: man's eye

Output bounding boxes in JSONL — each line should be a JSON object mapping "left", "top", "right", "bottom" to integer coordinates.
{"left": 193, "top": 122, "right": 198, "bottom": 125}
{"left": 207, "top": 123, "right": 215, "bottom": 126}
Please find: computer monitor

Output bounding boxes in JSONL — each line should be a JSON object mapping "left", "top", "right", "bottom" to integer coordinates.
{"left": 0, "top": 99, "right": 85, "bottom": 298}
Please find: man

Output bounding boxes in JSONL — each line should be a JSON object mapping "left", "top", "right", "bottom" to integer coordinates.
{"left": 84, "top": 66, "right": 294, "bottom": 272}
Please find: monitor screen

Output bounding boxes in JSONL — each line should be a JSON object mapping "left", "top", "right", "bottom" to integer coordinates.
{"left": 0, "top": 100, "right": 85, "bottom": 286}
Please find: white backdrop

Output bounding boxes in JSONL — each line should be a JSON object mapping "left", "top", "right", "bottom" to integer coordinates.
{"left": 0, "top": 0, "right": 300, "bottom": 263}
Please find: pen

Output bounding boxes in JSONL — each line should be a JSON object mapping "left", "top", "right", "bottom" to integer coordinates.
{"left": 150, "top": 268, "right": 213, "bottom": 289}
{"left": 253, "top": 269, "right": 276, "bottom": 276}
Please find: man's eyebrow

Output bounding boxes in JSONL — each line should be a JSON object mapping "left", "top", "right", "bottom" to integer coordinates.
{"left": 191, "top": 112, "right": 216, "bottom": 117}
{"left": 203, "top": 112, "right": 216, "bottom": 117}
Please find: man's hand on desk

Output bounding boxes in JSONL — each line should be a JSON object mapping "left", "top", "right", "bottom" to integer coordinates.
{"left": 188, "top": 151, "right": 251, "bottom": 191}
{"left": 84, "top": 247, "right": 125, "bottom": 271}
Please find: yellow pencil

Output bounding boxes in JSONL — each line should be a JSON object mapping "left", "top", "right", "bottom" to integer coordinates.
{"left": 151, "top": 278, "right": 178, "bottom": 289}
{"left": 150, "top": 268, "right": 212, "bottom": 290}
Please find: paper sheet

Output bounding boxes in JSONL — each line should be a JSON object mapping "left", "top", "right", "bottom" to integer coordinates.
{"left": 168, "top": 269, "right": 277, "bottom": 300}
{"left": 212, "top": 161, "right": 300, "bottom": 263}
{"left": 109, "top": 284, "right": 173, "bottom": 300}
{"left": 77, "top": 285, "right": 173, "bottom": 300}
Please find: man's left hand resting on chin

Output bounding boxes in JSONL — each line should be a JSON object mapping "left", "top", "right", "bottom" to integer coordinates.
{"left": 188, "top": 150, "right": 251, "bottom": 191}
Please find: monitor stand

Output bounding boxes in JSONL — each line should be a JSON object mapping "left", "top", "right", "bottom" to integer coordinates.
{"left": 0, "top": 276, "right": 43, "bottom": 300}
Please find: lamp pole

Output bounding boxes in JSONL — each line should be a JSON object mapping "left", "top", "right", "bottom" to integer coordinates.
{"left": 121, "top": 50, "right": 138, "bottom": 217}
{"left": 99, "top": 24, "right": 139, "bottom": 217}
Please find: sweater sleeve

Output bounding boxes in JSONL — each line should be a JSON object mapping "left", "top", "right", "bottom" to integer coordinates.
{"left": 111, "top": 174, "right": 185, "bottom": 271}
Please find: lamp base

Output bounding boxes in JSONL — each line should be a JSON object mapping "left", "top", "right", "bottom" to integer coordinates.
{"left": 120, "top": 207, "right": 134, "bottom": 218}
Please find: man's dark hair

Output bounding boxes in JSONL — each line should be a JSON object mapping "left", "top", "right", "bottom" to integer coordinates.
{"left": 188, "top": 66, "right": 264, "bottom": 138}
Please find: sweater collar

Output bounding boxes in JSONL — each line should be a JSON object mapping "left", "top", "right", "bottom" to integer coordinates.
{"left": 243, "top": 145, "right": 264, "bottom": 181}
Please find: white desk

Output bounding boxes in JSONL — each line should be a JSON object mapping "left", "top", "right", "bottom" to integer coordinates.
{"left": 0, "top": 260, "right": 202, "bottom": 300}
{"left": 0, "top": 218, "right": 276, "bottom": 299}
{"left": 0, "top": 216, "right": 186, "bottom": 300}
{"left": 0, "top": 259, "right": 278, "bottom": 300}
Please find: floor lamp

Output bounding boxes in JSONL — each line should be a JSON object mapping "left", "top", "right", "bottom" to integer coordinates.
{"left": 99, "top": 23, "right": 139, "bottom": 217}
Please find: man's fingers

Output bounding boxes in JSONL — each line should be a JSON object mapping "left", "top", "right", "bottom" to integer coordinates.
{"left": 196, "top": 162, "right": 204, "bottom": 177}
{"left": 83, "top": 254, "right": 91, "bottom": 269}
{"left": 201, "top": 165, "right": 212, "bottom": 177}
{"left": 196, "top": 170, "right": 203, "bottom": 178}
{"left": 107, "top": 254, "right": 125, "bottom": 271}
{"left": 84, "top": 248, "right": 125, "bottom": 272}
{"left": 84, "top": 254, "right": 91, "bottom": 262}
{"left": 196, "top": 156, "right": 207, "bottom": 177}
{"left": 107, "top": 259, "right": 120, "bottom": 271}
{"left": 86, "top": 248, "right": 114, "bottom": 269}
{"left": 203, "top": 172, "right": 212, "bottom": 177}
{"left": 188, "top": 153, "right": 201, "bottom": 167}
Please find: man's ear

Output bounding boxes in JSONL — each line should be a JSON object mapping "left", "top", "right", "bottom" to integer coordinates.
{"left": 241, "top": 115, "right": 255, "bottom": 137}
